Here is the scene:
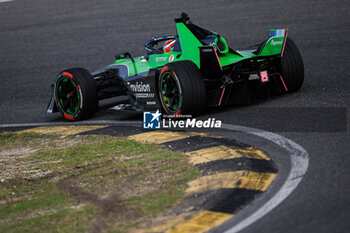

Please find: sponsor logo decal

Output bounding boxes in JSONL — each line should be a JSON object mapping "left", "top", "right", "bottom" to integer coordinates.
{"left": 130, "top": 82, "right": 151, "bottom": 92}
{"left": 156, "top": 57, "right": 167, "bottom": 62}
{"left": 135, "top": 93, "right": 155, "bottom": 98}
{"left": 271, "top": 39, "right": 283, "bottom": 46}
{"left": 201, "top": 48, "right": 213, "bottom": 53}
{"left": 143, "top": 110, "right": 162, "bottom": 129}
{"left": 169, "top": 55, "right": 175, "bottom": 62}
{"left": 143, "top": 110, "right": 222, "bottom": 129}
{"left": 146, "top": 101, "right": 157, "bottom": 105}
{"left": 248, "top": 74, "right": 260, "bottom": 80}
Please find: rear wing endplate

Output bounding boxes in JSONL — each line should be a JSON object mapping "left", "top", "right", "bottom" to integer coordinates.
{"left": 258, "top": 29, "right": 288, "bottom": 56}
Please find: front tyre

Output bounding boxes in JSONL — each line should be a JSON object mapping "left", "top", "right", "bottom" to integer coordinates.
{"left": 54, "top": 68, "right": 98, "bottom": 121}
{"left": 159, "top": 61, "right": 206, "bottom": 116}
{"left": 280, "top": 38, "right": 304, "bottom": 92}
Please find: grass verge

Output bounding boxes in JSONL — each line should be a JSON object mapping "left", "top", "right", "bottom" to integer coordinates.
{"left": 0, "top": 132, "right": 197, "bottom": 233}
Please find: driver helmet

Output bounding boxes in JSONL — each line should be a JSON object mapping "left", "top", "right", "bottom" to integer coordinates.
{"left": 163, "top": 39, "right": 176, "bottom": 53}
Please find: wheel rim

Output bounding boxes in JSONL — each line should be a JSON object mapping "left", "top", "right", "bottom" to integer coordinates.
{"left": 55, "top": 76, "right": 80, "bottom": 116}
{"left": 160, "top": 71, "right": 182, "bottom": 114}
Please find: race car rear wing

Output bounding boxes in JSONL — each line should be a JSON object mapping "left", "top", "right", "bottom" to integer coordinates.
{"left": 258, "top": 29, "right": 288, "bottom": 56}
{"left": 175, "top": 13, "right": 232, "bottom": 68}
{"left": 199, "top": 46, "right": 223, "bottom": 76}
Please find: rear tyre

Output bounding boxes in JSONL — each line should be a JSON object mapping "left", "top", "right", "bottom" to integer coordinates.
{"left": 54, "top": 68, "right": 98, "bottom": 121}
{"left": 280, "top": 38, "right": 304, "bottom": 92}
{"left": 159, "top": 61, "right": 206, "bottom": 116}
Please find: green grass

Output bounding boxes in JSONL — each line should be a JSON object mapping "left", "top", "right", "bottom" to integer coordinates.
{"left": 0, "top": 132, "right": 197, "bottom": 233}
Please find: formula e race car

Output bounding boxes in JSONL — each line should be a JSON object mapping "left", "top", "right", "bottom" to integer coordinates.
{"left": 47, "top": 13, "right": 304, "bottom": 121}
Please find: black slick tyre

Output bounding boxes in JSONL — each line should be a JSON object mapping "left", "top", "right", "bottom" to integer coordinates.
{"left": 159, "top": 60, "right": 206, "bottom": 116}
{"left": 54, "top": 68, "right": 98, "bottom": 121}
{"left": 280, "top": 38, "right": 304, "bottom": 93}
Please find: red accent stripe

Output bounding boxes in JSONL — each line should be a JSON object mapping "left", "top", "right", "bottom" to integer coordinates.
{"left": 62, "top": 72, "right": 73, "bottom": 79}
{"left": 164, "top": 40, "right": 175, "bottom": 48}
{"left": 161, "top": 66, "right": 168, "bottom": 75}
{"left": 280, "top": 75, "right": 288, "bottom": 91}
{"left": 218, "top": 87, "right": 226, "bottom": 106}
{"left": 281, "top": 30, "right": 288, "bottom": 57}
{"left": 213, "top": 48, "right": 223, "bottom": 71}
{"left": 63, "top": 113, "right": 74, "bottom": 120}
{"left": 175, "top": 109, "right": 181, "bottom": 117}
{"left": 77, "top": 85, "right": 81, "bottom": 89}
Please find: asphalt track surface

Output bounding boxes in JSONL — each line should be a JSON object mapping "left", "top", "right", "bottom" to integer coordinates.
{"left": 0, "top": 0, "right": 349, "bottom": 233}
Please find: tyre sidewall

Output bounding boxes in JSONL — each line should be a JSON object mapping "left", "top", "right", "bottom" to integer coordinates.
{"left": 280, "top": 38, "right": 304, "bottom": 92}
{"left": 159, "top": 66, "right": 183, "bottom": 115}
{"left": 158, "top": 61, "right": 206, "bottom": 116}
{"left": 54, "top": 68, "right": 97, "bottom": 121}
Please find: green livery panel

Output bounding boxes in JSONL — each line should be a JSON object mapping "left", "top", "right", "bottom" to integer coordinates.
{"left": 107, "top": 17, "right": 287, "bottom": 79}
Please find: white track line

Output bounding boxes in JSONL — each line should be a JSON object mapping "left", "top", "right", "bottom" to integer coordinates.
{"left": 0, "top": 121, "right": 309, "bottom": 233}
{"left": 0, "top": 0, "right": 14, "bottom": 3}
{"left": 221, "top": 124, "right": 309, "bottom": 233}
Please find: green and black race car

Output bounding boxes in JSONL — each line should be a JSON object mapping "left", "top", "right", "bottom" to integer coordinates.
{"left": 47, "top": 13, "right": 304, "bottom": 121}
